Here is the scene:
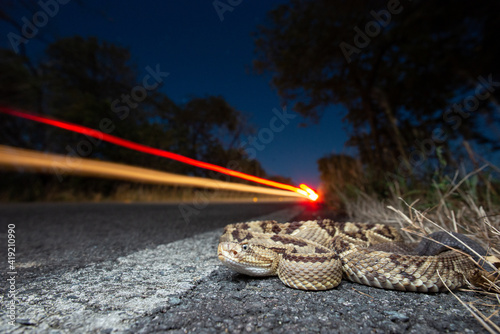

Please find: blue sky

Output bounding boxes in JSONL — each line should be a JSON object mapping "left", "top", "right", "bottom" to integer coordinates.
{"left": 1, "top": 1, "right": 352, "bottom": 188}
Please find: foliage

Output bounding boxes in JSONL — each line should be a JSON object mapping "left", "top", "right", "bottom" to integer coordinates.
{"left": 317, "top": 154, "right": 364, "bottom": 206}
{"left": 0, "top": 49, "right": 43, "bottom": 149}
{"left": 253, "top": 0, "right": 500, "bottom": 194}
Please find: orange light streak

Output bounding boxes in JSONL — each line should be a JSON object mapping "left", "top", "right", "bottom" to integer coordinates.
{"left": 0, "top": 145, "right": 305, "bottom": 199}
{"left": 0, "top": 106, "right": 319, "bottom": 201}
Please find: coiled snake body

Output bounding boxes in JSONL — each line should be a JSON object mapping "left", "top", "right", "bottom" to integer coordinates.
{"left": 217, "top": 220, "right": 488, "bottom": 292}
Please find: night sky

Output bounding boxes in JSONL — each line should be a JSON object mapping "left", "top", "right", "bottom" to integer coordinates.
{"left": 1, "top": 1, "right": 351, "bottom": 188}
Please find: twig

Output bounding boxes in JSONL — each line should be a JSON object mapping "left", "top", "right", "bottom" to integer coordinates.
{"left": 351, "top": 287, "right": 374, "bottom": 299}
{"left": 437, "top": 271, "right": 499, "bottom": 334}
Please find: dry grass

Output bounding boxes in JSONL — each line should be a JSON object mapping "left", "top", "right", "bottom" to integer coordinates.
{"left": 341, "top": 168, "right": 500, "bottom": 333}
{"left": 388, "top": 201, "right": 500, "bottom": 334}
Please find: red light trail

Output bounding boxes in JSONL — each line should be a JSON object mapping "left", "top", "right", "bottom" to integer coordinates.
{"left": 0, "top": 106, "right": 318, "bottom": 201}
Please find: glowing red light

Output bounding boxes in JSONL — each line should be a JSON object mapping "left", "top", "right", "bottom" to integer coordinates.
{"left": 0, "top": 107, "right": 319, "bottom": 201}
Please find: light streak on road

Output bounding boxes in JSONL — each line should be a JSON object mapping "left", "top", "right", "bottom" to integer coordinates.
{"left": 0, "top": 145, "right": 306, "bottom": 199}
{"left": 0, "top": 107, "right": 319, "bottom": 201}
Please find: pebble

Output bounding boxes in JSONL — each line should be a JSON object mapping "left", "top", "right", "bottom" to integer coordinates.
{"left": 384, "top": 310, "right": 409, "bottom": 322}
{"left": 168, "top": 297, "right": 182, "bottom": 306}
{"left": 16, "top": 318, "right": 36, "bottom": 326}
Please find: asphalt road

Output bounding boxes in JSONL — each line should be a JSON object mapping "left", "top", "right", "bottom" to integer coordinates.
{"left": 0, "top": 201, "right": 496, "bottom": 333}
{"left": 0, "top": 201, "right": 305, "bottom": 280}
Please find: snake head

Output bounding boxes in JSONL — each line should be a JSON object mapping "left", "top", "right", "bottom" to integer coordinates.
{"left": 217, "top": 241, "right": 278, "bottom": 277}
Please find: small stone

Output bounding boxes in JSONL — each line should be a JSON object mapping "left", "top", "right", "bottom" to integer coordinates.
{"left": 16, "top": 318, "right": 36, "bottom": 326}
{"left": 168, "top": 297, "right": 182, "bottom": 306}
{"left": 385, "top": 310, "right": 409, "bottom": 322}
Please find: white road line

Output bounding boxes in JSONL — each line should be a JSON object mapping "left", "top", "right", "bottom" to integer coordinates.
{"left": 0, "top": 206, "right": 303, "bottom": 333}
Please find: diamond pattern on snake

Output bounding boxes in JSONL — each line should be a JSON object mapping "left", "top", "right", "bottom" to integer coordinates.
{"left": 217, "top": 219, "right": 492, "bottom": 292}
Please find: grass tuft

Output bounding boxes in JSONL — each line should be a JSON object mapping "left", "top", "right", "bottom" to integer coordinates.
{"left": 338, "top": 166, "right": 500, "bottom": 332}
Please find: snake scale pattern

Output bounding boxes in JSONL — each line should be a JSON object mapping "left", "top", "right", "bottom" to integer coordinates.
{"left": 217, "top": 219, "right": 486, "bottom": 292}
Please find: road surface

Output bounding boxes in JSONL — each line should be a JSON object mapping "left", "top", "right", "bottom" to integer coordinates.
{"left": 0, "top": 201, "right": 496, "bottom": 333}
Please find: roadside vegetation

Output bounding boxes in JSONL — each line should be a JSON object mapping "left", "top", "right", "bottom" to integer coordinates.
{"left": 253, "top": 0, "right": 500, "bottom": 255}
{"left": 253, "top": 1, "right": 500, "bottom": 331}
{"left": 330, "top": 164, "right": 500, "bottom": 333}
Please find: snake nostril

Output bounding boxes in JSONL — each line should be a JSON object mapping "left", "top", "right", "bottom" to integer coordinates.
{"left": 231, "top": 250, "right": 238, "bottom": 256}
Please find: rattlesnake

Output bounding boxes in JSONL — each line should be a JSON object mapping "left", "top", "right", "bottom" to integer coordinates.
{"left": 217, "top": 219, "right": 492, "bottom": 292}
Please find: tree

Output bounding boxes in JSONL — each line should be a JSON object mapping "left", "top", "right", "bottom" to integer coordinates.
{"left": 0, "top": 32, "right": 287, "bottom": 200}
{"left": 254, "top": 0, "right": 500, "bottom": 182}
{"left": 170, "top": 96, "right": 248, "bottom": 174}
{"left": 42, "top": 36, "right": 157, "bottom": 162}
{"left": 0, "top": 49, "right": 43, "bottom": 148}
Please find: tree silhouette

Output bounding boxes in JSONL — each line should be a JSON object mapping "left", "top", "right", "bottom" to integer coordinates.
{"left": 254, "top": 0, "right": 500, "bottom": 184}
{"left": 0, "top": 35, "right": 268, "bottom": 200}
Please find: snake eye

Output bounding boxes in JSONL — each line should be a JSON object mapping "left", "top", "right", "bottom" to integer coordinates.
{"left": 242, "top": 244, "right": 249, "bottom": 251}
